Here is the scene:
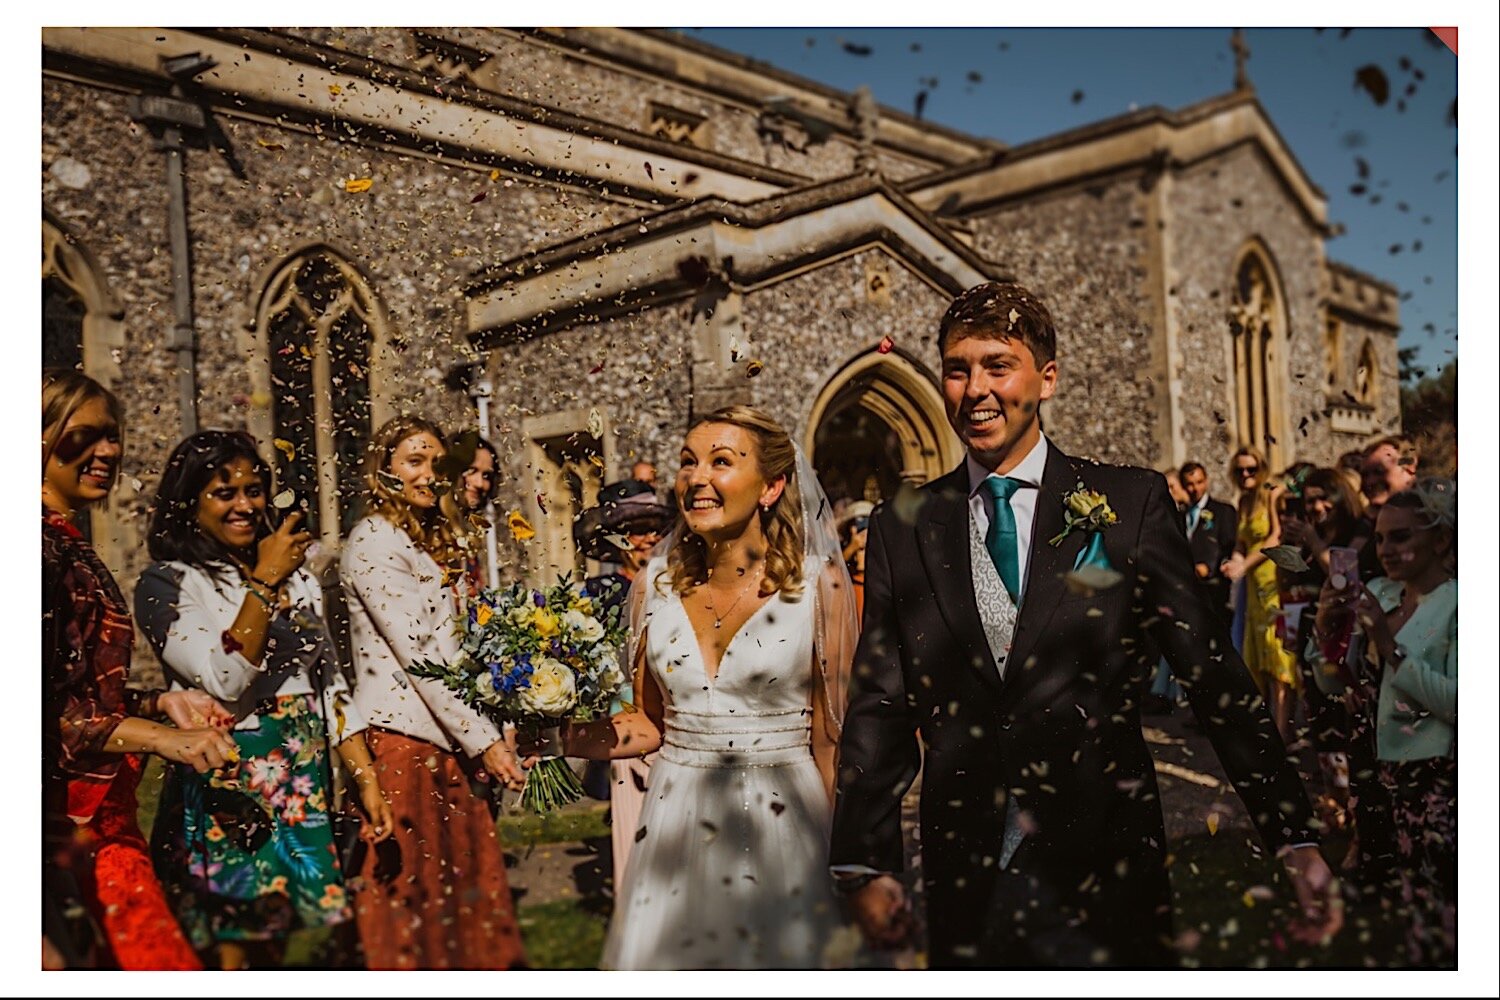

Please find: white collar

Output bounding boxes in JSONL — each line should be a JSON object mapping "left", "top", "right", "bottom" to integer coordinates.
{"left": 966, "top": 434, "right": 1049, "bottom": 496}
{"left": 1192, "top": 494, "right": 1211, "bottom": 512}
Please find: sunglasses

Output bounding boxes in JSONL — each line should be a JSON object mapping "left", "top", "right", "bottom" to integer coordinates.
{"left": 1234, "top": 465, "right": 1260, "bottom": 475}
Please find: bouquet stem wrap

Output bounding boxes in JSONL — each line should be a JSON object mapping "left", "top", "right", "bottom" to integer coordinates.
{"left": 518, "top": 722, "right": 585, "bottom": 815}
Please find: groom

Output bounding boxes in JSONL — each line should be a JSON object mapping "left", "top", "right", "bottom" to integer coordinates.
{"left": 830, "top": 282, "right": 1340, "bottom": 968}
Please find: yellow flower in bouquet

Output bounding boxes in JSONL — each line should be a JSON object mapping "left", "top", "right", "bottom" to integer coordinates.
{"left": 475, "top": 603, "right": 495, "bottom": 628}
{"left": 533, "top": 609, "right": 561, "bottom": 638}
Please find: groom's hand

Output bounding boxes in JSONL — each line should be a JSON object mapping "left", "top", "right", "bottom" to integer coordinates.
{"left": 847, "top": 875, "right": 912, "bottom": 949}
{"left": 1281, "top": 845, "right": 1344, "bottom": 945}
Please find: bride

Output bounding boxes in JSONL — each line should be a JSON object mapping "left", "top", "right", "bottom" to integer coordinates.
{"left": 559, "top": 405, "right": 859, "bottom": 970}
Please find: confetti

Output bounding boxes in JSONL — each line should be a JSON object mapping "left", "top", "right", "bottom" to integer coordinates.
{"left": 343, "top": 177, "right": 373, "bottom": 194}
{"left": 272, "top": 489, "right": 295, "bottom": 509}
{"left": 273, "top": 438, "right": 296, "bottom": 462}
{"left": 877, "top": 335, "right": 895, "bottom": 354}
{"left": 507, "top": 510, "right": 536, "bottom": 541}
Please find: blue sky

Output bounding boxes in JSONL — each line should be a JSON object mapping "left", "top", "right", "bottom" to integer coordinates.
{"left": 685, "top": 27, "right": 1458, "bottom": 381}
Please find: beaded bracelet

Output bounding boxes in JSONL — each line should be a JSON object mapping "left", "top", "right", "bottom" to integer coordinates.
{"left": 248, "top": 573, "right": 280, "bottom": 592}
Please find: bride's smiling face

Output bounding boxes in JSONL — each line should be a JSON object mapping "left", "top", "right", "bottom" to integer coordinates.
{"left": 675, "top": 423, "right": 785, "bottom": 542}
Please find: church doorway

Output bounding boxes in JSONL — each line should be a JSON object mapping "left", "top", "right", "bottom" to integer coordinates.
{"left": 807, "top": 349, "right": 961, "bottom": 507}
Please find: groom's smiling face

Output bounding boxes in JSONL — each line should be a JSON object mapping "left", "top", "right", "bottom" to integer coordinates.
{"left": 941, "top": 332, "right": 1057, "bottom": 469}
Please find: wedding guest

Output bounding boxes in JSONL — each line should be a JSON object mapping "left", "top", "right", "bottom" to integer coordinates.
{"left": 1181, "top": 460, "right": 1238, "bottom": 625}
{"left": 1163, "top": 468, "right": 1189, "bottom": 510}
{"left": 1359, "top": 436, "right": 1418, "bottom": 514}
{"left": 1313, "top": 479, "right": 1456, "bottom": 965}
{"left": 339, "top": 415, "right": 527, "bottom": 969}
{"left": 1335, "top": 450, "right": 1366, "bottom": 502}
{"left": 631, "top": 460, "right": 658, "bottom": 489}
{"left": 442, "top": 430, "right": 499, "bottom": 593}
{"left": 838, "top": 499, "right": 874, "bottom": 620}
{"left": 42, "top": 369, "right": 237, "bottom": 970}
{"left": 135, "top": 430, "right": 394, "bottom": 970}
{"left": 1224, "top": 446, "right": 1298, "bottom": 745}
{"left": 1278, "top": 468, "right": 1382, "bottom": 873}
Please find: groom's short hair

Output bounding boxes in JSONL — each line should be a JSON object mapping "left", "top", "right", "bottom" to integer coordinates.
{"left": 939, "top": 281, "right": 1058, "bottom": 365}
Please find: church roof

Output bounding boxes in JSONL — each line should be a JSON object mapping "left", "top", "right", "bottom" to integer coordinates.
{"left": 465, "top": 174, "right": 1006, "bottom": 347}
{"left": 903, "top": 89, "right": 1329, "bottom": 230}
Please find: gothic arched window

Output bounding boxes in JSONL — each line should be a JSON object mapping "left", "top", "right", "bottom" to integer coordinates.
{"left": 1355, "top": 339, "right": 1378, "bottom": 406}
{"left": 1228, "top": 248, "right": 1290, "bottom": 470}
{"left": 255, "top": 249, "right": 384, "bottom": 545}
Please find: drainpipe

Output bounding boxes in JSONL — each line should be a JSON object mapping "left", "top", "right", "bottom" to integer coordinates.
{"left": 129, "top": 53, "right": 216, "bottom": 438}
{"left": 472, "top": 374, "right": 500, "bottom": 587}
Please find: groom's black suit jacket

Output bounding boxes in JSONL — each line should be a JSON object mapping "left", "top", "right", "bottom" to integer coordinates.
{"left": 830, "top": 446, "right": 1315, "bottom": 968}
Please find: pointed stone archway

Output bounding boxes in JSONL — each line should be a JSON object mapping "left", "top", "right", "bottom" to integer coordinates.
{"left": 806, "top": 348, "right": 961, "bottom": 505}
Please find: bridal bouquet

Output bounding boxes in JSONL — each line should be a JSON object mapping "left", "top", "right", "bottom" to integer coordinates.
{"left": 410, "top": 579, "right": 628, "bottom": 814}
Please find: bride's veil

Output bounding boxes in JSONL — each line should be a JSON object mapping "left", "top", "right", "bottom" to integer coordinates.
{"left": 616, "top": 441, "right": 857, "bottom": 738}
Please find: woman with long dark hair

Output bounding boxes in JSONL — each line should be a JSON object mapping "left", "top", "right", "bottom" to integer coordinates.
{"left": 42, "top": 369, "right": 237, "bottom": 969}
{"left": 339, "top": 415, "right": 526, "bottom": 969}
{"left": 135, "top": 430, "right": 393, "bottom": 969}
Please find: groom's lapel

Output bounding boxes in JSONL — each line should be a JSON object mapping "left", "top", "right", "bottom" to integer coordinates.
{"left": 916, "top": 466, "right": 1003, "bottom": 693}
{"left": 1007, "top": 447, "right": 1086, "bottom": 683}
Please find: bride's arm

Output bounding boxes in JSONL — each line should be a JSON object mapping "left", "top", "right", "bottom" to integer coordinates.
{"left": 562, "top": 634, "right": 665, "bottom": 760}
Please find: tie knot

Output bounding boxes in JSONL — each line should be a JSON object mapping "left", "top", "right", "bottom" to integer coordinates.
{"left": 982, "top": 476, "right": 1022, "bottom": 503}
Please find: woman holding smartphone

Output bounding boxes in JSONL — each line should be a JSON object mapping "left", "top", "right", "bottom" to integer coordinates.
{"left": 136, "top": 431, "right": 394, "bottom": 969}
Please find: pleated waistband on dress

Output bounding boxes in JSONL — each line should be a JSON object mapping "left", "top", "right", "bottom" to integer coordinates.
{"left": 659, "top": 705, "right": 813, "bottom": 768}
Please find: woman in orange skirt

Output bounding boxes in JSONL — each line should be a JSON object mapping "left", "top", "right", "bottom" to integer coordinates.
{"left": 339, "top": 416, "right": 527, "bottom": 969}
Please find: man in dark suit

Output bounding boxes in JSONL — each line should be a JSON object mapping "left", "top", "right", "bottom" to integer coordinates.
{"left": 1180, "top": 461, "right": 1238, "bottom": 625}
{"left": 830, "top": 282, "right": 1341, "bottom": 968}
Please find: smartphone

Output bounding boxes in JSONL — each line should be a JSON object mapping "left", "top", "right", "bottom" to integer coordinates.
{"left": 1327, "top": 545, "right": 1360, "bottom": 591}
{"left": 1282, "top": 494, "right": 1305, "bottom": 520}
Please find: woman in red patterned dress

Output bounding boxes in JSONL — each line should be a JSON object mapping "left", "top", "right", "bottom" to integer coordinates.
{"left": 42, "top": 369, "right": 239, "bottom": 969}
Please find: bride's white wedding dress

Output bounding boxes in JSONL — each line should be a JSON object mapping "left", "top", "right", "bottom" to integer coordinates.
{"left": 601, "top": 557, "right": 849, "bottom": 970}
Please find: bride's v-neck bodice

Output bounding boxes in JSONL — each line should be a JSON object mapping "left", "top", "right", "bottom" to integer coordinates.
{"left": 642, "top": 566, "right": 815, "bottom": 769}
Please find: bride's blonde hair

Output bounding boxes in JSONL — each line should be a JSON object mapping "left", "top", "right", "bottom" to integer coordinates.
{"left": 664, "top": 405, "right": 805, "bottom": 599}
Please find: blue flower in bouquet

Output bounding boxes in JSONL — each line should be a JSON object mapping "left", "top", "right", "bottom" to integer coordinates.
{"left": 532, "top": 590, "right": 546, "bottom": 608}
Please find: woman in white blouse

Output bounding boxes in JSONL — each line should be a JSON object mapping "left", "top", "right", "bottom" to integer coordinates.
{"left": 338, "top": 415, "right": 527, "bottom": 970}
{"left": 135, "top": 431, "right": 393, "bottom": 970}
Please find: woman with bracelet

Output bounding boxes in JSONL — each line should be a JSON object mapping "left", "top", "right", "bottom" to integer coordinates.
{"left": 134, "top": 431, "right": 394, "bottom": 970}
{"left": 1314, "top": 479, "right": 1456, "bottom": 966}
{"left": 42, "top": 370, "right": 238, "bottom": 970}
{"left": 340, "top": 416, "right": 527, "bottom": 970}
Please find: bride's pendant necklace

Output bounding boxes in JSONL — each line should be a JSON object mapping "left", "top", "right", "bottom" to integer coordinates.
{"left": 705, "top": 565, "right": 763, "bottom": 629}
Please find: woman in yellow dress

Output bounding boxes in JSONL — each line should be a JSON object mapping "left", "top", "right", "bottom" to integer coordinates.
{"left": 1225, "top": 446, "right": 1298, "bottom": 745}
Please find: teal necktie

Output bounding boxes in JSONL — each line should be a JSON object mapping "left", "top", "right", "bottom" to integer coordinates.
{"left": 982, "top": 476, "right": 1023, "bottom": 604}
{"left": 1187, "top": 504, "right": 1201, "bottom": 535}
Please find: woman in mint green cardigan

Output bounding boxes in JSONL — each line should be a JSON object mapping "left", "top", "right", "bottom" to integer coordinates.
{"left": 1314, "top": 479, "right": 1456, "bottom": 966}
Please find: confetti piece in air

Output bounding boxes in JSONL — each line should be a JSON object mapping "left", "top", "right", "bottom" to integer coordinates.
{"left": 471, "top": 192, "right": 487, "bottom": 203}
{"left": 272, "top": 489, "right": 295, "bottom": 509}
{"left": 745, "top": 359, "right": 765, "bottom": 378}
{"left": 1206, "top": 813, "right": 1220, "bottom": 836}
{"left": 877, "top": 335, "right": 895, "bottom": 354}
{"left": 344, "top": 177, "right": 373, "bottom": 193}
{"left": 587, "top": 408, "right": 604, "bottom": 439}
{"left": 328, "top": 84, "right": 342, "bottom": 95}
{"left": 273, "top": 438, "right": 296, "bottom": 461}
{"left": 507, "top": 511, "right": 536, "bottom": 541}
{"left": 256, "top": 139, "right": 285, "bottom": 151}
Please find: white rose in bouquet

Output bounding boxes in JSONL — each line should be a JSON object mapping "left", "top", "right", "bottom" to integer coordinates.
{"left": 519, "top": 657, "right": 578, "bottom": 715}
{"left": 596, "top": 650, "right": 626, "bottom": 693}
{"left": 562, "top": 608, "right": 605, "bottom": 642}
